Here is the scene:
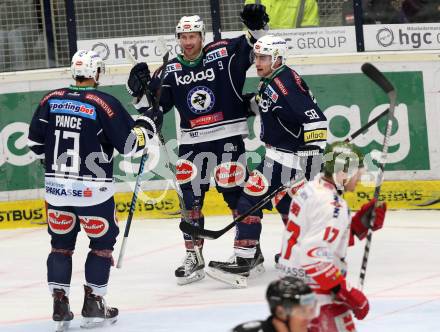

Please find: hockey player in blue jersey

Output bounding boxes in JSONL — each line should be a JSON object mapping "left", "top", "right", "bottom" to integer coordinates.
{"left": 207, "top": 35, "right": 328, "bottom": 288}
{"left": 126, "top": 4, "right": 270, "bottom": 285}
{"left": 27, "top": 50, "right": 161, "bottom": 331}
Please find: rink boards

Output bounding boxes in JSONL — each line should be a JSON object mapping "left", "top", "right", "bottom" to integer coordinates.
{"left": 0, "top": 180, "right": 439, "bottom": 229}
{"left": 1, "top": 51, "right": 440, "bottom": 229}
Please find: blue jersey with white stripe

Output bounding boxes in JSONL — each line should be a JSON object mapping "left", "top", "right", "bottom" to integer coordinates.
{"left": 256, "top": 65, "right": 327, "bottom": 153}
{"left": 28, "top": 86, "right": 140, "bottom": 206}
{"left": 151, "top": 35, "right": 253, "bottom": 144}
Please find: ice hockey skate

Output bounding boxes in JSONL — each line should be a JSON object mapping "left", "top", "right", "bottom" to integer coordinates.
{"left": 52, "top": 289, "right": 74, "bottom": 332}
{"left": 175, "top": 249, "right": 205, "bottom": 285}
{"left": 207, "top": 246, "right": 265, "bottom": 288}
{"left": 80, "top": 285, "right": 118, "bottom": 329}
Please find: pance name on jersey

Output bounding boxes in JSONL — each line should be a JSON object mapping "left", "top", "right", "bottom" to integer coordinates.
{"left": 55, "top": 115, "right": 82, "bottom": 130}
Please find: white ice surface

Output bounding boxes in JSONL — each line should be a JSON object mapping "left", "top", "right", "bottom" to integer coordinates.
{"left": 1, "top": 210, "right": 439, "bottom": 331}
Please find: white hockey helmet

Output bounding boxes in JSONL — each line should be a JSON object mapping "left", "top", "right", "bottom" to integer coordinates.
{"left": 175, "top": 15, "right": 205, "bottom": 41}
{"left": 254, "top": 35, "right": 287, "bottom": 68}
{"left": 70, "top": 50, "right": 105, "bottom": 83}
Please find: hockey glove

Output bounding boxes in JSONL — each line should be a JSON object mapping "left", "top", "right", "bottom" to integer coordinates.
{"left": 126, "top": 62, "right": 151, "bottom": 99}
{"left": 243, "top": 93, "right": 258, "bottom": 118}
{"left": 134, "top": 107, "right": 163, "bottom": 139}
{"left": 351, "top": 199, "right": 387, "bottom": 240}
{"left": 335, "top": 280, "right": 369, "bottom": 320}
{"left": 240, "top": 4, "right": 269, "bottom": 31}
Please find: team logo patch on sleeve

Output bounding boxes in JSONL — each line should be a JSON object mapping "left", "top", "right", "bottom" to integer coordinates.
{"left": 244, "top": 170, "right": 269, "bottom": 196}
{"left": 205, "top": 47, "right": 228, "bottom": 64}
{"left": 49, "top": 99, "right": 96, "bottom": 120}
{"left": 214, "top": 162, "right": 246, "bottom": 188}
{"left": 187, "top": 86, "right": 215, "bottom": 114}
{"left": 79, "top": 216, "right": 109, "bottom": 238}
{"left": 47, "top": 209, "right": 76, "bottom": 234}
{"left": 304, "top": 129, "right": 327, "bottom": 143}
{"left": 176, "top": 159, "right": 197, "bottom": 184}
{"left": 166, "top": 63, "right": 182, "bottom": 73}
{"left": 264, "top": 85, "right": 279, "bottom": 103}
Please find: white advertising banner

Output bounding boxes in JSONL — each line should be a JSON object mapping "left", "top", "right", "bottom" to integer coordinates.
{"left": 364, "top": 23, "right": 440, "bottom": 51}
{"left": 77, "top": 34, "right": 182, "bottom": 65}
{"left": 263, "top": 27, "right": 357, "bottom": 55}
{"left": 78, "top": 26, "right": 357, "bottom": 65}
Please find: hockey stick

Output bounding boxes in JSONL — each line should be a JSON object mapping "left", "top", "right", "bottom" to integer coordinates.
{"left": 358, "top": 62, "right": 397, "bottom": 289}
{"left": 116, "top": 40, "right": 170, "bottom": 269}
{"left": 180, "top": 177, "right": 306, "bottom": 240}
{"left": 179, "top": 97, "right": 391, "bottom": 240}
{"left": 344, "top": 107, "right": 389, "bottom": 143}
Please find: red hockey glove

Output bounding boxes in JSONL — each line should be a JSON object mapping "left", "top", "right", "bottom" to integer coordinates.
{"left": 335, "top": 281, "right": 369, "bottom": 320}
{"left": 351, "top": 199, "right": 387, "bottom": 240}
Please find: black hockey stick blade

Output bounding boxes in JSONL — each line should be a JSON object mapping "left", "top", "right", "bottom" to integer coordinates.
{"left": 179, "top": 221, "right": 223, "bottom": 240}
{"left": 414, "top": 197, "right": 440, "bottom": 207}
{"left": 361, "top": 63, "right": 394, "bottom": 94}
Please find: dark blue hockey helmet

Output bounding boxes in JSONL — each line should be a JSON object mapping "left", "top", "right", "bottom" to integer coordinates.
{"left": 266, "top": 277, "right": 316, "bottom": 317}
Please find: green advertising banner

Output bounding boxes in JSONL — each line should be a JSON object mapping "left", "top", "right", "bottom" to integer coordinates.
{"left": 0, "top": 71, "right": 429, "bottom": 193}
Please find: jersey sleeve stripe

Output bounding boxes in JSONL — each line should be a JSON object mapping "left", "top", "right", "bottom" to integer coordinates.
{"left": 303, "top": 121, "right": 327, "bottom": 131}
{"left": 27, "top": 138, "right": 44, "bottom": 147}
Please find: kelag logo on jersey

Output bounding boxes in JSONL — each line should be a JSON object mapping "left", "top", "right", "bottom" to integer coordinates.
{"left": 175, "top": 68, "right": 215, "bottom": 86}
{"left": 264, "top": 85, "right": 279, "bottom": 103}
{"left": 187, "top": 86, "right": 215, "bottom": 114}
{"left": 49, "top": 99, "right": 96, "bottom": 120}
{"left": 205, "top": 47, "right": 228, "bottom": 64}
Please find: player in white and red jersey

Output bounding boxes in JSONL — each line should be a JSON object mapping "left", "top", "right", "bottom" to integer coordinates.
{"left": 277, "top": 141, "right": 387, "bottom": 332}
